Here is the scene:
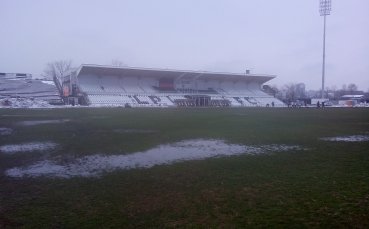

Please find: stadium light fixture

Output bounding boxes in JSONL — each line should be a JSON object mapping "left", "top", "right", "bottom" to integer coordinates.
{"left": 319, "top": 0, "right": 332, "bottom": 99}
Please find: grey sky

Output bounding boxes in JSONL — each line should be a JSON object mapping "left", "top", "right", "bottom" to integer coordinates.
{"left": 1, "top": 0, "right": 368, "bottom": 90}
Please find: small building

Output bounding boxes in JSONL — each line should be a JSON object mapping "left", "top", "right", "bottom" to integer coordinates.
{"left": 339, "top": 94, "right": 364, "bottom": 106}
{"left": 0, "top": 72, "right": 32, "bottom": 80}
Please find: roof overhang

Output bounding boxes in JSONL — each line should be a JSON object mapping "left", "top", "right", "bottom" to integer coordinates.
{"left": 75, "top": 64, "right": 276, "bottom": 84}
{"left": 342, "top": 95, "right": 364, "bottom": 98}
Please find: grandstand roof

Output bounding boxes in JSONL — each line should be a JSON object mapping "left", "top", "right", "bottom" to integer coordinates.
{"left": 75, "top": 64, "right": 275, "bottom": 84}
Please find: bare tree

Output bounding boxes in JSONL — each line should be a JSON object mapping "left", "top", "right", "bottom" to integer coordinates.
{"left": 347, "top": 83, "right": 358, "bottom": 94}
{"left": 284, "top": 84, "right": 296, "bottom": 101}
{"left": 283, "top": 83, "right": 306, "bottom": 101}
{"left": 111, "top": 59, "right": 127, "bottom": 67}
{"left": 333, "top": 83, "right": 360, "bottom": 99}
{"left": 43, "top": 60, "right": 73, "bottom": 80}
{"left": 262, "top": 84, "right": 279, "bottom": 97}
{"left": 270, "top": 85, "right": 279, "bottom": 98}
{"left": 326, "top": 85, "right": 337, "bottom": 99}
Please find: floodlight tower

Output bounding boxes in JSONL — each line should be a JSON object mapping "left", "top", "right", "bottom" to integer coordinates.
{"left": 319, "top": 0, "right": 332, "bottom": 99}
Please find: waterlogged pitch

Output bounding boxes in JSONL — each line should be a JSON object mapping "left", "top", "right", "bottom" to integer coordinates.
{"left": 1, "top": 108, "right": 369, "bottom": 228}
{"left": 5, "top": 139, "right": 306, "bottom": 178}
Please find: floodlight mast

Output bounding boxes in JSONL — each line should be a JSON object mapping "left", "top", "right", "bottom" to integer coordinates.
{"left": 319, "top": 0, "right": 332, "bottom": 99}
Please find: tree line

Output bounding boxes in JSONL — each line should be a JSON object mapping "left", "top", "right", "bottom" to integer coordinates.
{"left": 264, "top": 83, "right": 363, "bottom": 101}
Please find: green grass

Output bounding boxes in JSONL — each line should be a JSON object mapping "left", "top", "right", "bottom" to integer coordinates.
{"left": 1, "top": 107, "right": 369, "bottom": 228}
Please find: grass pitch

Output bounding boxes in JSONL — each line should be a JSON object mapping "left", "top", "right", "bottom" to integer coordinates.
{"left": 1, "top": 107, "right": 369, "bottom": 228}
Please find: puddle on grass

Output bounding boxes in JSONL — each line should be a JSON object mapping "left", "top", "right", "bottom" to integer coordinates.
{"left": 17, "top": 119, "right": 70, "bottom": 126}
{"left": 259, "top": 144, "right": 304, "bottom": 151}
{"left": 5, "top": 139, "right": 306, "bottom": 178}
{"left": 0, "top": 127, "right": 13, "bottom": 136}
{"left": 320, "top": 135, "right": 369, "bottom": 142}
{"left": 0, "top": 142, "right": 58, "bottom": 154}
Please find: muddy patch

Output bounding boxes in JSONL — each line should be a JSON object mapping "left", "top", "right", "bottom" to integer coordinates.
{"left": 0, "top": 142, "right": 58, "bottom": 155}
{"left": 0, "top": 127, "right": 13, "bottom": 136}
{"left": 5, "top": 139, "right": 306, "bottom": 178}
{"left": 320, "top": 135, "right": 369, "bottom": 142}
{"left": 17, "top": 119, "right": 70, "bottom": 126}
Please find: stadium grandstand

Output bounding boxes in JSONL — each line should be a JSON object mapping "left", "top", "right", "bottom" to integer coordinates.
{"left": 61, "top": 64, "right": 285, "bottom": 107}
{"left": 0, "top": 72, "right": 62, "bottom": 105}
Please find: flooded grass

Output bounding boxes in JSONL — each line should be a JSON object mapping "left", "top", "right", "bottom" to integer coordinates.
{"left": 0, "top": 108, "right": 369, "bottom": 228}
{"left": 320, "top": 135, "right": 369, "bottom": 142}
{"left": 0, "top": 142, "right": 58, "bottom": 154}
{"left": 17, "top": 119, "right": 70, "bottom": 126}
{"left": 0, "top": 127, "right": 12, "bottom": 136}
{"left": 6, "top": 139, "right": 306, "bottom": 178}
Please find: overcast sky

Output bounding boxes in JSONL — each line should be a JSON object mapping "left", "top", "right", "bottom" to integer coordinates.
{"left": 1, "top": 0, "right": 368, "bottom": 90}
